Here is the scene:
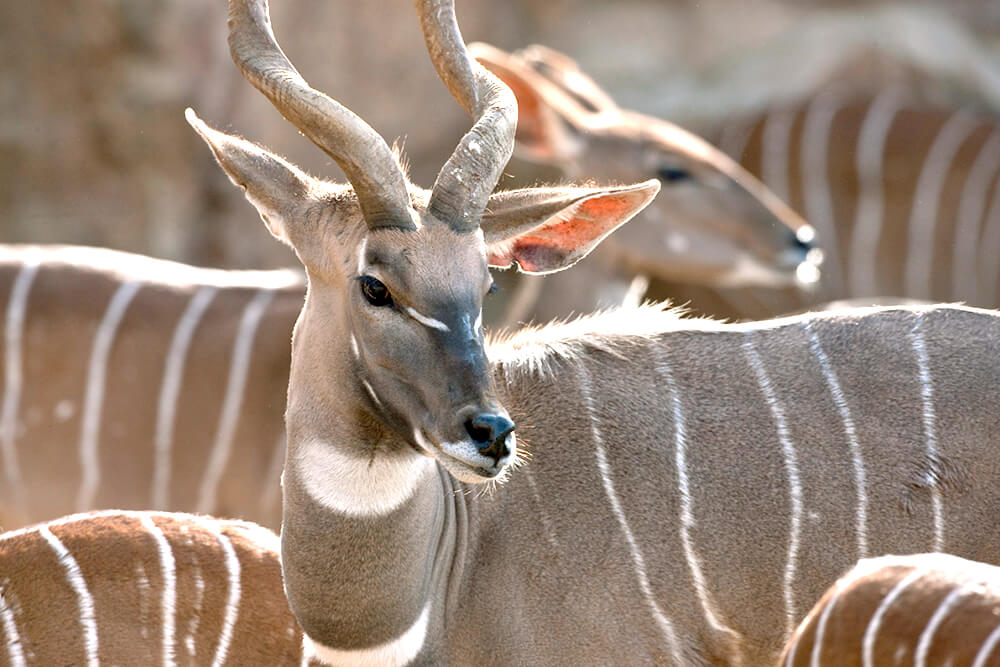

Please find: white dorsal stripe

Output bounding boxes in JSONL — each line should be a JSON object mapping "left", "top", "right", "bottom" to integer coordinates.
{"left": 303, "top": 601, "right": 431, "bottom": 667}
{"left": 849, "top": 89, "right": 905, "bottom": 296}
{"left": 952, "top": 130, "right": 1000, "bottom": 301}
{"left": 909, "top": 314, "right": 944, "bottom": 552}
{"left": 914, "top": 580, "right": 972, "bottom": 667}
{"left": 574, "top": 362, "right": 686, "bottom": 663}
{"left": 404, "top": 306, "right": 450, "bottom": 332}
{"left": 297, "top": 438, "right": 432, "bottom": 517}
{"left": 973, "top": 622, "right": 1000, "bottom": 667}
{"left": 153, "top": 286, "right": 218, "bottom": 509}
{"left": 801, "top": 89, "right": 849, "bottom": 295}
{"left": 196, "top": 289, "right": 275, "bottom": 514}
{"left": 861, "top": 566, "right": 924, "bottom": 667}
{"left": 39, "top": 525, "right": 99, "bottom": 667}
{"left": 1, "top": 258, "right": 39, "bottom": 517}
{"left": 0, "top": 584, "right": 26, "bottom": 667}
{"left": 904, "top": 110, "right": 978, "bottom": 299}
{"left": 139, "top": 515, "right": 177, "bottom": 667}
{"left": 655, "top": 348, "right": 743, "bottom": 660}
{"left": 208, "top": 523, "right": 241, "bottom": 667}
{"left": 803, "top": 321, "right": 868, "bottom": 558}
{"left": 76, "top": 280, "right": 143, "bottom": 512}
{"left": 743, "top": 334, "right": 803, "bottom": 640}
{"left": 761, "top": 107, "right": 796, "bottom": 204}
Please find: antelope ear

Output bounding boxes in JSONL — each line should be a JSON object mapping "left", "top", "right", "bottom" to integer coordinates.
{"left": 482, "top": 180, "right": 660, "bottom": 274}
{"left": 470, "top": 42, "right": 584, "bottom": 166}
{"left": 518, "top": 44, "right": 620, "bottom": 114}
{"left": 186, "top": 108, "right": 317, "bottom": 249}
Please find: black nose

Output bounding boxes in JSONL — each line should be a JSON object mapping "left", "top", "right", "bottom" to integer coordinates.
{"left": 789, "top": 225, "right": 816, "bottom": 253}
{"left": 464, "top": 413, "right": 515, "bottom": 462}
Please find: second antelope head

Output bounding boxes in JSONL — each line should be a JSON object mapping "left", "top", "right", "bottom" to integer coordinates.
{"left": 187, "top": 0, "right": 658, "bottom": 485}
{"left": 472, "top": 42, "right": 822, "bottom": 288}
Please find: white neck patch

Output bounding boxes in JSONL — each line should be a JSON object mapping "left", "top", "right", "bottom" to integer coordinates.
{"left": 295, "top": 439, "right": 432, "bottom": 517}
{"left": 303, "top": 602, "right": 431, "bottom": 667}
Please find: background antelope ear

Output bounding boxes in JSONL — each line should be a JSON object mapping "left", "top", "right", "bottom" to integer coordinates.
{"left": 482, "top": 180, "right": 660, "bottom": 274}
{"left": 517, "top": 44, "right": 620, "bottom": 115}
{"left": 470, "top": 43, "right": 585, "bottom": 167}
{"left": 186, "top": 108, "right": 317, "bottom": 249}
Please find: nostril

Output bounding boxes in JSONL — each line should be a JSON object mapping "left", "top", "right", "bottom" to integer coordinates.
{"left": 464, "top": 413, "right": 515, "bottom": 462}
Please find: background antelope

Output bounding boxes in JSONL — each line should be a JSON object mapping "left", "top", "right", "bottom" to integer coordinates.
{"left": 0, "top": 510, "right": 312, "bottom": 666}
{"left": 780, "top": 553, "right": 1000, "bottom": 667}
{"left": 187, "top": 0, "right": 1000, "bottom": 664}
{"left": 476, "top": 43, "right": 1000, "bottom": 322}
{"left": 0, "top": 245, "right": 300, "bottom": 532}
{"left": 471, "top": 42, "right": 820, "bottom": 327}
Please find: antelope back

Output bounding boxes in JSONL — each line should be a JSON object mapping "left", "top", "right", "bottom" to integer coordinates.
{"left": 781, "top": 553, "right": 1000, "bottom": 666}
{"left": 0, "top": 511, "right": 311, "bottom": 665}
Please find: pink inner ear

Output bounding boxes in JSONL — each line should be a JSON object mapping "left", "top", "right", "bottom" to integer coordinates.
{"left": 488, "top": 194, "right": 638, "bottom": 274}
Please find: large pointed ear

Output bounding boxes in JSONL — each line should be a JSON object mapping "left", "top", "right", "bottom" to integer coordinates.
{"left": 482, "top": 180, "right": 660, "bottom": 274}
{"left": 518, "top": 44, "right": 619, "bottom": 115}
{"left": 470, "top": 42, "right": 585, "bottom": 167}
{"left": 186, "top": 108, "right": 319, "bottom": 250}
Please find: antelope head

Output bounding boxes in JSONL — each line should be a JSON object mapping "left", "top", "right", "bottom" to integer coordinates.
{"left": 187, "top": 0, "right": 658, "bottom": 485}
{"left": 472, "top": 42, "right": 822, "bottom": 288}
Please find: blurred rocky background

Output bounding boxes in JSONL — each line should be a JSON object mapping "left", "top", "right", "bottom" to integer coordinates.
{"left": 3, "top": 0, "right": 1000, "bottom": 268}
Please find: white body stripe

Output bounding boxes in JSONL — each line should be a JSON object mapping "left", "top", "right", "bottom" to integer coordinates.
{"left": 848, "top": 90, "right": 905, "bottom": 296}
{"left": 140, "top": 515, "right": 177, "bottom": 667}
{"left": 153, "top": 286, "right": 218, "bottom": 508}
{"left": 861, "top": 567, "right": 924, "bottom": 667}
{"left": 654, "top": 350, "right": 743, "bottom": 661}
{"left": 903, "top": 111, "right": 978, "bottom": 298}
{"left": 800, "top": 89, "right": 848, "bottom": 295}
{"left": 742, "top": 335, "right": 803, "bottom": 639}
{"left": 522, "top": 469, "right": 560, "bottom": 550}
{"left": 803, "top": 321, "right": 868, "bottom": 558}
{"left": 76, "top": 280, "right": 143, "bottom": 512}
{"left": 196, "top": 289, "right": 275, "bottom": 514}
{"left": 973, "top": 623, "right": 1000, "bottom": 667}
{"left": 761, "top": 108, "right": 796, "bottom": 204}
{"left": 40, "top": 525, "right": 99, "bottom": 667}
{"left": 298, "top": 437, "right": 432, "bottom": 517}
{"left": 0, "top": 258, "right": 39, "bottom": 516}
{"left": 209, "top": 525, "right": 241, "bottom": 667}
{"left": 0, "top": 585, "right": 25, "bottom": 667}
{"left": 914, "top": 582, "right": 970, "bottom": 667}
{"left": 909, "top": 314, "right": 944, "bottom": 551}
{"left": 404, "top": 306, "right": 450, "bottom": 332}
{"left": 186, "top": 565, "right": 205, "bottom": 658}
{"left": 953, "top": 130, "right": 1000, "bottom": 301}
{"left": 303, "top": 602, "right": 431, "bottom": 667}
{"left": 576, "top": 362, "right": 685, "bottom": 664}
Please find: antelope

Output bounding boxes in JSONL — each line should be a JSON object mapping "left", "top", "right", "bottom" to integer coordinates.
{"left": 0, "top": 245, "right": 301, "bottom": 532}
{"left": 780, "top": 553, "right": 1000, "bottom": 667}
{"left": 469, "top": 42, "right": 821, "bottom": 327}
{"left": 188, "top": 0, "right": 1000, "bottom": 664}
{"left": 475, "top": 43, "right": 1000, "bottom": 322}
{"left": 0, "top": 510, "right": 312, "bottom": 666}
{"left": 0, "top": 57, "right": 830, "bottom": 533}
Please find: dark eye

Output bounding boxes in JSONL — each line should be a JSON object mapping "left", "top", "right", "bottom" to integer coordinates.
{"left": 359, "top": 276, "right": 393, "bottom": 307}
{"left": 487, "top": 282, "right": 500, "bottom": 296}
{"left": 656, "top": 166, "right": 691, "bottom": 183}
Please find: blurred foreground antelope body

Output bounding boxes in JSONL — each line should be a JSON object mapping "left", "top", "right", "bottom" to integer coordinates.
{"left": 0, "top": 245, "right": 300, "bottom": 531}
{"left": 182, "top": 0, "right": 1000, "bottom": 665}
{"left": 0, "top": 511, "right": 308, "bottom": 666}
{"left": 781, "top": 553, "right": 1000, "bottom": 667}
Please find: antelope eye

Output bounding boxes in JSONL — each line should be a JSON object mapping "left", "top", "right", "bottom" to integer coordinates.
{"left": 359, "top": 276, "right": 393, "bottom": 307}
{"left": 487, "top": 282, "right": 500, "bottom": 296}
{"left": 656, "top": 166, "right": 691, "bottom": 183}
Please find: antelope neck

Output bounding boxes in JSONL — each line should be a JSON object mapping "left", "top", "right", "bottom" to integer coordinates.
{"left": 281, "top": 421, "right": 472, "bottom": 661}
